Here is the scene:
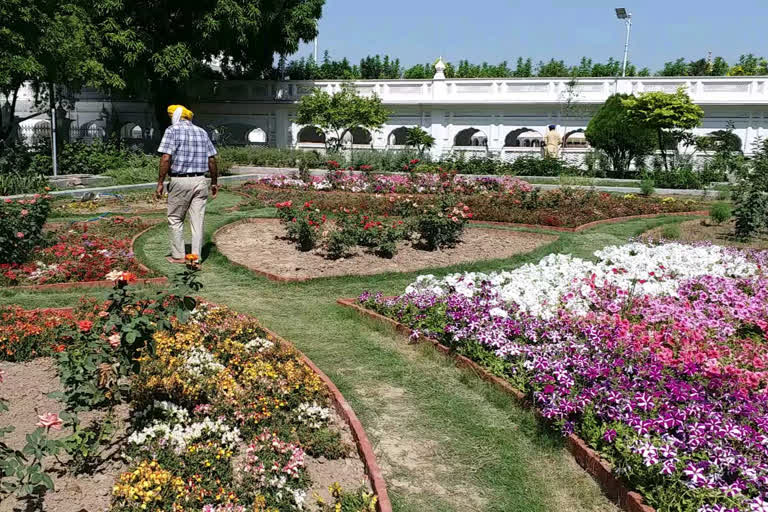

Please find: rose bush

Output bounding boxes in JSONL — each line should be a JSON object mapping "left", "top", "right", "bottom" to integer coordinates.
{"left": 0, "top": 194, "right": 51, "bottom": 265}
{"left": 240, "top": 183, "right": 703, "bottom": 229}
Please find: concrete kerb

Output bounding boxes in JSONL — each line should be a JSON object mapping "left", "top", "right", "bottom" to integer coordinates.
{"left": 336, "top": 297, "right": 655, "bottom": 512}
{"left": 1, "top": 174, "right": 267, "bottom": 200}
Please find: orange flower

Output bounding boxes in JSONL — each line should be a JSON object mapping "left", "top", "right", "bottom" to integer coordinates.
{"left": 120, "top": 272, "right": 138, "bottom": 283}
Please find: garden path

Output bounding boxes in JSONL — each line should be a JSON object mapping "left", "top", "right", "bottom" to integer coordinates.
{"left": 0, "top": 192, "right": 698, "bottom": 512}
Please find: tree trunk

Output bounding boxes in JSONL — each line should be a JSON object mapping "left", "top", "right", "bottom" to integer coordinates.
{"left": 658, "top": 129, "right": 669, "bottom": 171}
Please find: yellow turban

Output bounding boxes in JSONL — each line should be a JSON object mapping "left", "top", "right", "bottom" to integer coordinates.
{"left": 167, "top": 104, "right": 193, "bottom": 121}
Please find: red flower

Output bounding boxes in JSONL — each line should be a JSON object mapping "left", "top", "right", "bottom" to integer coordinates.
{"left": 78, "top": 320, "right": 93, "bottom": 332}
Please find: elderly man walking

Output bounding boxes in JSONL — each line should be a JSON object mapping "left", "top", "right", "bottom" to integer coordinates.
{"left": 156, "top": 105, "right": 218, "bottom": 264}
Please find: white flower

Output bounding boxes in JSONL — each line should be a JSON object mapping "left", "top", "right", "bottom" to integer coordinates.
{"left": 404, "top": 242, "right": 761, "bottom": 319}
{"left": 295, "top": 401, "right": 330, "bottom": 429}
{"left": 183, "top": 346, "right": 225, "bottom": 378}
{"left": 244, "top": 337, "right": 274, "bottom": 353}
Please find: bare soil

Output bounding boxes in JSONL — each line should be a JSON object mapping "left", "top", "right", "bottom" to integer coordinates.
{"left": 0, "top": 358, "right": 130, "bottom": 512}
{"left": 306, "top": 407, "right": 371, "bottom": 504}
{"left": 643, "top": 219, "right": 768, "bottom": 249}
{"left": 216, "top": 219, "right": 557, "bottom": 281}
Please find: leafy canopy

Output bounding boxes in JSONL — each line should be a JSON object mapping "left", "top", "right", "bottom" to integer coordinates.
{"left": 585, "top": 94, "right": 655, "bottom": 176}
{"left": 621, "top": 88, "right": 704, "bottom": 171}
{"left": 296, "top": 84, "right": 390, "bottom": 151}
{"left": 405, "top": 127, "right": 435, "bottom": 156}
{"left": 621, "top": 88, "right": 704, "bottom": 132}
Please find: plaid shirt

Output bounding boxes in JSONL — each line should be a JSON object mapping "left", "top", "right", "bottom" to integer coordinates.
{"left": 157, "top": 120, "right": 217, "bottom": 175}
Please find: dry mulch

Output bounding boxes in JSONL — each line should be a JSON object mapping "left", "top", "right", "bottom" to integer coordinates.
{"left": 215, "top": 219, "right": 557, "bottom": 281}
{"left": 643, "top": 219, "right": 768, "bottom": 250}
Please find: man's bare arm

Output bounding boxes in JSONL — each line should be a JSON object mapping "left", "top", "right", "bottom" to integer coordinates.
{"left": 208, "top": 156, "right": 218, "bottom": 198}
{"left": 156, "top": 154, "right": 171, "bottom": 199}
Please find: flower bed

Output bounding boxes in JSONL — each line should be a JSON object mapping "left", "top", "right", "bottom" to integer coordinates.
{"left": 359, "top": 242, "right": 768, "bottom": 512}
{"left": 250, "top": 171, "right": 533, "bottom": 196}
{"left": 238, "top": 182, "right": 704, "bottom": 229}
{"left": 0, "top": 217, "right": 157, "bottom": 287}
{"left": 0, "top": 272, "right": 385, "bottom": 512}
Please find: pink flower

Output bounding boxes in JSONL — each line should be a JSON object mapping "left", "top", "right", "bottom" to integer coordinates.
{"left": 108, "top": 333, "right": 121, "bottom": 348}
{"left": 15, "top": 232, "right": 24, "bottom": 239}
{"left": 3, "top": 198, "right": 11, "bottom": 204}
{"left": 37, "top": 412, "right": 63, "bottom": 431}
{"left": 98, "top": 311, "right": 109, "bottom": 318}
{"left": 20, "top": 209, "right": 28, "bottom": 216}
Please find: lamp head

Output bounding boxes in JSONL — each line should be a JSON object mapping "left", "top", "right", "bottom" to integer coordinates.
{"left": 615, "top": 7, "right": 628, "bottom": 19}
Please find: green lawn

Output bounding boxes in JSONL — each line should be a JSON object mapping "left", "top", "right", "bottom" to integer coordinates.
{"left": 0, "top": 193, "right": 697, "bottom": 512}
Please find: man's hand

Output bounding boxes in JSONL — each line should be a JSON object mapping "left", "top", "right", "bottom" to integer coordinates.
{"left": 210, "top": 184, "right": 219, "bottom": 199}
{"left": 156, "top": 183, "right": 164, "bottom": 200}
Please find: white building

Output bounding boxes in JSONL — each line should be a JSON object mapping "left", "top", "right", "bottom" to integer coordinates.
{"left": 7, "top": 60, "right": 768, "bottom": 163}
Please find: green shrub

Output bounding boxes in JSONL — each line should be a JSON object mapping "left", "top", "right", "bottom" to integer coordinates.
{"left": 275, "top": 200, "right": 324, "bottom": 251}
{"left": 0, "top": 173, "right": 48, "bottom": 196}
{"left": 325, "top": 228, "right": 356, "bottom": 259}
{"left": 709, "top": 202, "right": 732, "bottom": 224}
{"left": 31, "top": 141, "right": 132, "bottom": 176}
{"left": 660, "top": 223, "right": 681, "bottom": 240}
{"left": 733, "top": 140, "right": 768, "bottom": 238}
{"left": 409, "top": 197, "right": 471, "bottom": 250}
{"left": 102, "top": 153, "right": 158, "bottom": 184}
{"left": 640, "top": 178, "right": 655, "bottom": 196}
{"left": 217, "top": 146, "right": 326, "bottom": 170}
{"left": 0, "top": 194, "right": 51, "bottom": 264}
{"left": 509, "top": 155, "right": 584, "bottom": 177}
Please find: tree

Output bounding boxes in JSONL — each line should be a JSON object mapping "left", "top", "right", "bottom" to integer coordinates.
{"left": 536, "top": 58, "right": 569, "bottom": 77}
{"left": 405, "top": 127, "right": 435, "bottom": 156}
{"left": 584, "top": 94, "right": 655, "bottom": 177}
{"left": 296, "top": 84, "right": 390, "bottom": 152}
{"left": 622, "top": 88, "right": 704, "bottom": 171}
{"left": 0, "top": 0, "right": 124, "bottom": 145}
{"left": 101, "top": 0, "right": 324, "bottom": 128}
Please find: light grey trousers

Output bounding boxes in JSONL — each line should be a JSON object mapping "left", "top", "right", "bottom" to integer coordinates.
{"left": 167, "top": 176, "right": 208, "bottom": 259}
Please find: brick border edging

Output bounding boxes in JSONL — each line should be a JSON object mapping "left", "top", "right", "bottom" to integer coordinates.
{"left": 2, "top": 222, "right": 168, "bottom": 292}
{"left": 23, "top": 304, "right": 392, "bottom": 512}
{"left": 260, "top": 325, "right": 393, "bottom": 512}
{"left": 337, "top": 297, "right": 655, "bottom": 512}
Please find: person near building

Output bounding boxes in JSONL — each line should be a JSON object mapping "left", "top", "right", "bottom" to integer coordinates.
{"left": 155, "top": 105, "right": 218, "bottom": 265}
{"left": 543, "top": 124, "right": 562, "bottom": 158}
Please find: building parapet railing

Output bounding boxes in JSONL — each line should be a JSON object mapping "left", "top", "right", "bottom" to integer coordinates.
{"left": 184, "top": 76, "right": 768, "bottom": 106}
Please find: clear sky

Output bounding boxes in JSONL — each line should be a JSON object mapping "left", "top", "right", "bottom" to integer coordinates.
{"left": 292, "top": 0, "right": 768, "bottom": 70}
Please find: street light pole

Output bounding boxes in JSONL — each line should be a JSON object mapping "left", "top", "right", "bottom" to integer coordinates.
{"left": 616, "top": 8, "right": 633, "bottom": 78}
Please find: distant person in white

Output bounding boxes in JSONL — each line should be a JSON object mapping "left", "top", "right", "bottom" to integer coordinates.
{"left": 543, "top": 124, "right": 562, "bottom": 158}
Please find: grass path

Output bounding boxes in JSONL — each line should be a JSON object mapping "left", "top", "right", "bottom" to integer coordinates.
{"left": 0, "top": 192, "right": 696, "bottom": 512}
